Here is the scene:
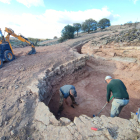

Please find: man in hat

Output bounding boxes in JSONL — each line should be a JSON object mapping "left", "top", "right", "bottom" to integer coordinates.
{"left": 105, "top": 76, "right": 129, "bottom": 117}
{"left": 57, "top": 85, "right": 78, "bottom": 115}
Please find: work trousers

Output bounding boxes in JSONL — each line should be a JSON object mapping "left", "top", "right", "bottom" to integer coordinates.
{"left": 110, "top": 99, "right": 129, "bottom": 117}
{"left": 58, "top": 90, "right": 76, "bottom": 113}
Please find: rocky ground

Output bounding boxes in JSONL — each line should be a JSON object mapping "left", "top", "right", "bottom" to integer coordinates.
{"left": 0, "top": 23, "right": 140, "bottom": 139}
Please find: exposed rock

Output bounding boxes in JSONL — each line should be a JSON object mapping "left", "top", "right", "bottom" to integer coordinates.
{"left": 4, "top": 121, "right": 8, "bottom": 125}
{"left": 137, "top": 128, "right": 140, "bottom": 132}
{"left": 27, "top": 80, "right": 39, "bottom": 94}
{"left": 35, "top": 102, "right": 59, "bottom": 126}
{"left": 34, "top": 112, "right": 140, "bottom": 139}
{"left": 60, "top": 117, "right": 71, "bottom": 125}
{"left": 0, "top": 136, "right": 6, "bottom": 140}
{"left": 10, "top": 130, "right": 15, "bottom": 136}
{"left": 15, "top": 85, "right": 19, "bottom": 89}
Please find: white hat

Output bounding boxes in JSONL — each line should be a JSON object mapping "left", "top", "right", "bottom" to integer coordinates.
{"left": 105, "top": 76, "right": 112, "bottom": 81}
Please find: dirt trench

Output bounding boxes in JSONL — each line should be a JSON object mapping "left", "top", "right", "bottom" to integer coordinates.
{"left": 48, "top": 66, "right": 112, "bottom": 121}
{"left": 47, "top": 45, "right": 140, "bottom": 121}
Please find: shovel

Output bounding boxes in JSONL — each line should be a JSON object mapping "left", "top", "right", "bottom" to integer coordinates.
{"left": 93, "top": 95, "right": 113, "bottom": 117}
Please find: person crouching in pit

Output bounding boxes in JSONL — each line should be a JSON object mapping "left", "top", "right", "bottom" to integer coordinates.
{"left": 57, "top": 85, "right": 79, "bottom": 115}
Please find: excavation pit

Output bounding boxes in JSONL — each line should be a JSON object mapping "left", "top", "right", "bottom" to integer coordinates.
{"left": 47, "top": 57, "right": 138, "bottom": 121}
{"left": 48, "top": 70, "right": 112, "bottom": 121}
{"left": 38, "top": 52, "right": 140, "bottom": 121}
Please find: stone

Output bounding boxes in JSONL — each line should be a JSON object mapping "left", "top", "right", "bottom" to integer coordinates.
{"left": 54, "top": 67, "right": 61, "bottom": 75}
{"left": 49, "top": 115, "right": 59, "bottom": 125}
{"left": 8, "top": 86, "right": 12, "bottom": 90}
{"left": 130, "top": 119, "right": 138, "bottom": 127}
{"left": 20, "top": 91, "right": 26, "bottom": 96}
{"left": 35, "top": 103, "right": 50, "bottom": 125}
{"left": 15, "top": 85, "right": 19, "bottom": 89}
{"left": 27, "top": 80, "right": 39, "bottom": 94}
{"left": 10, "top": 130, "right": 15, "bottom": 136}
{"left": 102, "top": 40, "right": 108, "bottom": 45}
{"left": 4, "top": 121, "right": 8, "bottom": 125}
{"left": 60, "top": 117, "right": 71, "bottom": 125}
{"left": 35, "top": 102, "right": 59, "bottom": 126}
{"left": 137, "top": 128, "right": 140, "bottom": 132}
{"left": 59, "top": 127, "right": 74, "bottom": 140}
{"left": 0, "top": 136, "right": 6, "bottom": 140}
{"left": 34, "top": 121, "right": 47, "bottom": 132}
{"left": 0, "top": 118, "right": 2, "bottom": 127}
{"left": 1, "top": 86, "right": 5, "bottom": 89}
{"left": 74, "top": 117, "right": 95, "bottom": 138}
{"left": 67, "top": 122, "right": 77, "bottom": 135}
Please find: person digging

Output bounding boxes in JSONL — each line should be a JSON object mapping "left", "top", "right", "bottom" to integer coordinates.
{"left": 105, "top": 76, "right": 129, "bottom": 117}
{"left": 57, "top": 85, "right": 79, "bottom": 115}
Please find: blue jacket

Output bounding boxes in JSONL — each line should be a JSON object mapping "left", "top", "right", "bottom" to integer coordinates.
{"left": 60, "top": 85, "right": 76, "bottom": 99}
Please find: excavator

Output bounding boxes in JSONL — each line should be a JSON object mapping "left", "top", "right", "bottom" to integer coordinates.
{"left": 0, "top": 27, "right": 36, "bottom": 68}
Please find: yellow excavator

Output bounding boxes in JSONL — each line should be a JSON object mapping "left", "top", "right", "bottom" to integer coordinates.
{"left": 0, "top": 27, "right": 36, "bottom": 68}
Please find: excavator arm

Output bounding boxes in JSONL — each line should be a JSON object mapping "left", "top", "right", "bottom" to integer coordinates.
{"left": 4, "top": 27, "right": 36, "bottom": 55}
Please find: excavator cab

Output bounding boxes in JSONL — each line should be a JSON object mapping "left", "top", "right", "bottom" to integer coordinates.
{"left": 0, "top": 27, "right": 36, "bottom": 68}
{"left": 0, "top": 29, "right": 15, "bottom": 68}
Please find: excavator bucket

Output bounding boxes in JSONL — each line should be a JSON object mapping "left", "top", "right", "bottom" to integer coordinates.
{"left": 28, "top": 47, "right": 36, "bottom": 55}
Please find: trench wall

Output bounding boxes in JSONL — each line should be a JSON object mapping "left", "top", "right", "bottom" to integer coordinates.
{"left": 37, "top": 53, "right": 89, "bottom": 105}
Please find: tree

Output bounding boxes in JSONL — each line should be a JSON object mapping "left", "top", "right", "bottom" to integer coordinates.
{"left": 73, "top": 23, "right": 81, "bottom": 36}
{"left": 53, "top": 36, "right": 57, "bottom": 39}
{"left": 81, "top": 18, "right": 97, "bottom": 33}
{"left": 61, "top": 25, "right": 75, "bottom": 40}
{"left": 98, "top": 18, "right": 111, "bottom": 29}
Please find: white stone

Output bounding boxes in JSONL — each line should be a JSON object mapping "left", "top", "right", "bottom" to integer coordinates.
{"left": 10, "top": 130, "right": 15, "bottom": 136}
{"left": 27, "top": 80, "right": 39, "bottom": 94}
{"left": 60, "top": 117, "right": 71, "bottom": 124}
{"left": 15, "top": 85, "right": 19, "bottom": 89}
{"left": 137, "top": 128, "right": 140, "bottom": 132}
{"left": 35, "top": 102, "right": 59, "bottom": 126}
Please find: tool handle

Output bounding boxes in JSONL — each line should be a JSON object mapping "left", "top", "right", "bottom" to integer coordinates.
{"left": 97, "top": 96, "right": 113, "bottom": 116}
{"left": 97, "top": 103, "right": 107, "bottom": 116}
{"left": 109, "top": 95, "right": 113, "bottom": 101}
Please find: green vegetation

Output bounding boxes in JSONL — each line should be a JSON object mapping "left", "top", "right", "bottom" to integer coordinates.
{"left": 59, "top": 17, "right": 111, "bottom": 42}
{"left": 28, "top": 38, "right": 42, "bottom": 46}
{"left": 97, "top": 18, "right": 110, "bottom": 29}
{"left": 53, "top": 36, "right": 58, "bottom": 39}
{"left": 81, "top": 18, "right": 97, "bottom": 33}
{"left": 59, "top": 25, "right": 75, "bottom": 42}
{"left": 73, "top": 23, "right": 81, "bottom": 36}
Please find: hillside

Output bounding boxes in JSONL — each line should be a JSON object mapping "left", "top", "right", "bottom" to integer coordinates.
{"left": 0, "top": 23, "right": 140, "bottom": 139}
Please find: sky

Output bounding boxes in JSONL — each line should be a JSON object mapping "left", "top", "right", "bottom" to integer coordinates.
{"left": 0, "top": 0, "right": 140, "bottom": 39}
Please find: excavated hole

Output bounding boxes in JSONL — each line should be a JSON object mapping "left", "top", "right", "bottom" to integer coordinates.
{"left": 48, "top": 65, "right": 112, "bottom": 121}
{"left": 45, "top": 44, "right": 138, "bottom": 121}
{"left": 74, "top": 44, "right": 83, "bottom": 54}
{"left": 47, "top": 58, "right": 137, "bottom": 121}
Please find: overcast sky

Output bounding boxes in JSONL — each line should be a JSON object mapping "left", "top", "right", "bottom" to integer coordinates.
{"left": 0, "top": 0, "right": 140, "bottom": 39}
